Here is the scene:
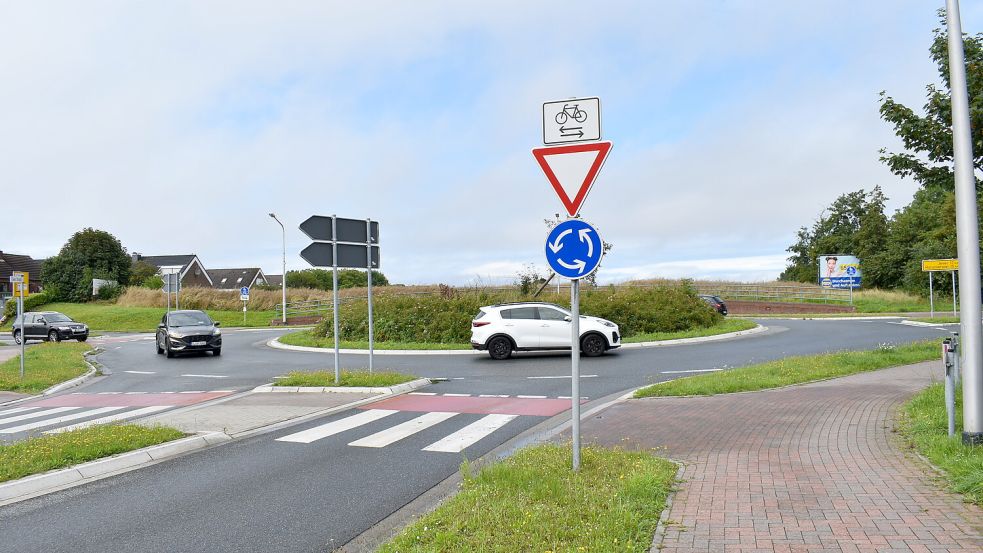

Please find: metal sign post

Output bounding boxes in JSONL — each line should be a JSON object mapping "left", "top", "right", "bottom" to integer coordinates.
{"left": 366, "top": 218, "right": 375, "bottom": 373}
{"left": 332, "top": 215, "right": 340, "bottom": 385}
{"left": 952, "top": 270, "right": 958, "bottom": 317}
{"left": 18, "top": 292, "right": 24, "bottom": 379}
{"left": 241, "top": 287, "right": 249, "bottom": 325}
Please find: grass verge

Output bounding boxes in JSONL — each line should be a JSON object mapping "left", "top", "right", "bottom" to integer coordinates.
{"left": 0, "top": 342, "right": 92, "bottom": 393}
{"left": 378, "top": 444, "right": 677, "bottom": 552}
{"left": 0, "top": 424, "right": 185, "bottom": 483}
{"left": 634, "top": 340, "right": 940, "bottom": 398}
{"left": 898, "top": 383, "right": 983, "bottom": 505}
{"left": 624, "top": 318, "right": 757, "bottom": 343}
{"left": 277, "top": 330, "right": 471, "bottom": 350}
{"left": 3, "top": 302, "right": 279, "bottom": 332}
{"left": 273, "top": 369, "right": 417, "bottom": 387}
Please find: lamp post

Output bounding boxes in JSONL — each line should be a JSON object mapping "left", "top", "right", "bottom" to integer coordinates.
{"left": 269, "top": 213, "right": 287, "bottom": 324}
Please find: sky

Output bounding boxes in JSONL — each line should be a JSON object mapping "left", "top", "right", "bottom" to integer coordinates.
{"left": 3, "top": 1, "right": 981, "bottom": 286}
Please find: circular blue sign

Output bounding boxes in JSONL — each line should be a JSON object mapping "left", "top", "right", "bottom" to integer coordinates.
{"left": 545, "top": 219, "right": 604, "bottom": 279}
{"left": 240, "top": 287, "right": 250, "bottom": 295}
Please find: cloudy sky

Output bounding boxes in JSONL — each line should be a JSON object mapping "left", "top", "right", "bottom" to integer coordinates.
{"left": 4, "top": 2, "right": 980, "bottom": 285}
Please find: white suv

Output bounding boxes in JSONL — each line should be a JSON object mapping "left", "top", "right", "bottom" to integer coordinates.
{"left": 470, "top": 302, "right": 621, "bottom": 360}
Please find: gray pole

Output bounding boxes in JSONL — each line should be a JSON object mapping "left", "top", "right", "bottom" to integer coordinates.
{"left": 19, "top": 292, "right": 25, "bottom": 379}
{"left": 332, "top": 215, "right": 340, "bottom": 385}
{"left": 945, "top": 0, "right": 983, "bottom": 445}
{"left": 366, "top": 219, "right": 374, "bottom": 373}
{"left": 952, "top": 270, "right": 958, "bottom": 317}
{"left": 570, "top": 279, "right": 581, "bottom": 471}
{"left": 929, "top": 272, "right": 935, "bottom": 318}
{"left": 269, "top": 213, "right": 287, "bottom": 324}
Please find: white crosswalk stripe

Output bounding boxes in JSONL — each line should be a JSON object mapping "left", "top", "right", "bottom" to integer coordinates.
{"left": 422, "top": 414, "right": 518, "bottom": 453}
{"left": 276, "top": 409, "right": 399, "bottom": 444}
{"left": 0, "top": 406, "right": 81, "bottom": 426}
{"left": 0, "top": 407, "right": 128, "bottom": 434}
{"left": 46, "top": 406, "right": 173, "bottom": 434}
{"left": 0, "top": 406, "right": 44, "bottom": 418}
{"left": 348, "top": 412, "right": 458, "bottom": 448}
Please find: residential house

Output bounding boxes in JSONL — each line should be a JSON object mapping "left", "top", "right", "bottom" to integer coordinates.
{"left": 210, "top": 268, "right": 269, "bottom": 290}
{"left": 0, "top": 251, "right": 45, "bottom": 297}
{"left": 265, "top": 274, "right": 283, "bottom": 287}
{"left": 132, "top": 253, "right": 213, "bottom": 288}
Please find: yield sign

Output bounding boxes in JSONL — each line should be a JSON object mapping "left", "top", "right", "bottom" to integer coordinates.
{"left": 532, "top": 141, "right": 612, "bottom": 217}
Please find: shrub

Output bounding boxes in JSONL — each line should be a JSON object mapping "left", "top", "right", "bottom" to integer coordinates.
{"left": 96, "top": 283, "right": 124, "bottom": 301}
{"left": 3, "top": 291, "right": 53, "bottom": 320}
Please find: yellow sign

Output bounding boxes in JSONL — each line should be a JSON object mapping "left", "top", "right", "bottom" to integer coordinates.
{"left": 921, "top": 259, "right": 959, "bottom": 272}
{"left": 11, "top": 271, "right": 29, "bottom": 297}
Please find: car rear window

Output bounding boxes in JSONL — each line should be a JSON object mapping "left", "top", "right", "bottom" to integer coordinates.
{"left": 474, "top": 310, "right": 487, "bottom": 320}
{"left": 501, "top": 307, "right": 538, "bottom": 320}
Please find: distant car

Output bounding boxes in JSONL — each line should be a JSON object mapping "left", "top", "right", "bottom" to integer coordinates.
{"left": 470, "top": 302, "right": 621, "bottom": 360}
{"left": 698, "top": 295, "right": 728, "bottom": 316}
{"left": 156, "top": 310, "right": 222, "bottom": 358}
{"left": 11, "top": 311, "right": 89, "bottom": 344}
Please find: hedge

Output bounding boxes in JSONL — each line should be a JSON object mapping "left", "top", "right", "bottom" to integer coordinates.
{"left": 3, "top": 291, "right": 53, "bottom": 320}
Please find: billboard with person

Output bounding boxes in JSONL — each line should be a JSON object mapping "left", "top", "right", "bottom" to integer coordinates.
{"left": 818, "top": 254, "right": 861, "bottom": 289}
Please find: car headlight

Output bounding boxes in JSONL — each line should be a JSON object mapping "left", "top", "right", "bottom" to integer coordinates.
{"left": 212, "top": 329, "right": 221, "bottom": 336}
{"left": 169, "top": 332, "right": 185, "bottom": 339}
{"left": 601, "top": 321, "right": 616, "bottom": 328}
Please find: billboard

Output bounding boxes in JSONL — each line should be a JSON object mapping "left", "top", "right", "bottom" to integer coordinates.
{"left": 818, "top": 254, "right": 861, "bottom": 289}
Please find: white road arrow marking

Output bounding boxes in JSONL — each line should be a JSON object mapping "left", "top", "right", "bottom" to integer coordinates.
{"left": 549, "top": 229, "right": 572, "bottom": 254}
{"left": 578, "top": 228, "right": 594, "bottom": 257}
{"left": 558, "top": 258, "right": 586, "bottom": 274}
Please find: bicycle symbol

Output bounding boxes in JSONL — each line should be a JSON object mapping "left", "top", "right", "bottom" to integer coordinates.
{"left": 555, "top": 103, "right": 588, "bottom": 125}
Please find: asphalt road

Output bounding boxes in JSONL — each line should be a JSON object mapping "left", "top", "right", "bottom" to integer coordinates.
{"left": 0, "top": 318, "right": 953, "bottom": 552}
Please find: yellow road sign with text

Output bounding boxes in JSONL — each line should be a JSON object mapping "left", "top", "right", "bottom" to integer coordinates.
{"left": 921, "top": 259, "right": 959, "bottom": 272}
{"left": 12, "top": 271, "right": 29, "bottom": 297}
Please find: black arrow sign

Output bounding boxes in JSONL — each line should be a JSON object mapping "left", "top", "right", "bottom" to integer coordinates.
{"left": 300, "top": 216, "right": 380, "bottom": 244}
{"left": 559, "top": 126, "right": 584, "bottom": 138}
{"left": 301, "top": 243, "right": 381, "bottom": 269}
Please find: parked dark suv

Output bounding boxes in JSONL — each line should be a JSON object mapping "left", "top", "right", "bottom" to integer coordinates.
{"left": 156, "top": 310, "right": 222, "bottom": 358}
{"left": 11, "top": 311, "right": 89, "bottom": 344}
{"left": 698, "top": 295, "right": 728, "bottom": 316}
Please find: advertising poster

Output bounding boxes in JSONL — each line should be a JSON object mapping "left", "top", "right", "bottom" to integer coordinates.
{"left": 818, "top": 254, "right": 861, "bottom": 289}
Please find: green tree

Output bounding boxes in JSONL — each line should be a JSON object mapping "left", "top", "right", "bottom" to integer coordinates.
{"left": 42, "top": 228, "right": 132, "bottom": 302}
{"left": 286, "top": 268, "right": 388, "bottom": 290}
{"left": 878, "top": 13, "right": 983, "bottom": 193}
{"left": 855, "top": 186, "right": 892, "bottom": 288}
{"left": 129, "top": 260, "right": 159, "bottom": 286}
{"left": 780, "top": 190, "right": 869, "bottom": 282}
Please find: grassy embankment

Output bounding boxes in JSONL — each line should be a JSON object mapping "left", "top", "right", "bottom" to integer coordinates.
{"left": 899, "top": 384, "right": 983, "bottom": 506}
{"left": 378, "top": 444, "right": 677, "bottom": 552}
{"left": 0, "top": 425, "right": 185, "bottom": 483}
{"left": 0, "top": 342, "right": 92, "bottom": 393}
{"left": 3, "top": 302, "right": 277, "bottom": 332}
{"left": 273, "top": 369, "right": 417, "bottom": 387}
{"left": 634, "top": 340, "right": 939, "bottom": 398}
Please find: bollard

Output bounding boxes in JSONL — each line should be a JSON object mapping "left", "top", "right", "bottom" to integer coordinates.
{"left": 951, "top": 331, "right": 961, "bottom": 387}
{"left": 943, "top": 339, "right": 956, "bottom": 437}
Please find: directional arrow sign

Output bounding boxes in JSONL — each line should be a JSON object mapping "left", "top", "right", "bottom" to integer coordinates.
{"left": 301, "top": 243, "right": 381, "bottom": 269}
{"left": 545, "top": 219, "right": 603, "bottom": 280}
{"left": 532, "top": 141, "right": 612, "bottom": 217}
{"left": 300, "top": 216, "right": 379, "bottom": 244}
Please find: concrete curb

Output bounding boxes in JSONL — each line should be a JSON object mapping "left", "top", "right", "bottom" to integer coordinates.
{"left": 266, "top": 324, "right": 769, "bottom": 356}
{"left": 0, "top": 431, "right": 230, "bottom": 506}
{"left": 252, "top": 378, "right": 432, "bottom": 395}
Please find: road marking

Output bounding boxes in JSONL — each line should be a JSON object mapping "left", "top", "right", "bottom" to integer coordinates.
{"left": 181, "top": 374, "right": 229, "bottom": 379}
{"left": 479, "top": 394, "right": 510, "bottom": 398}
{"left": 0, "top": 406, "right": 80, "bottom": 426}
{"left": 0, "top": 406, "right": 42, "bottom": 418}
{"left": 124, "top": 371, "right": 156, "bottom": 375}
{"left": 517, "top": 395, "right": 547, "bottom": 399}
{"left": 124, "top": 392, "right": 147, "bottom": 395}
{"left": 408, "top": 392, "right": 436, "bottom": 396}
{"left": 660, "top": 368, "right": 724, "bottom": 374}
{"left": 422, "top": 414, "right": 518, "bottom": 453}
{"left": 98, "top": 392, "right": 123, "bottom": 395}
{"left": 443, "top": 393, "right": 471, "bottom": 397}
{"left": 276, "top": 409, "right": 399, "bottom": 444}
{"left": 180, "top": 391, "right": 206, "bottom": 393}
{"left": 527, "top": 374, "right": 599, "bottom": 379}
{"left": 1, "top": 406, "right": 127, "bottom": 434}
{"left": 349, "top": 412, "right": 458, "bottom": 448}
{"left": 47, "top": 406, "right": 172, "bottom": 433}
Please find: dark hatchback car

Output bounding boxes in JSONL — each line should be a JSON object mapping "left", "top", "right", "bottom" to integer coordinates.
{"left": 156, "top": 310, "right": 222, "bottom": 358}
{"left": 698, "top": 295, "right": 728, "bottom": 316}
{"left": 11, "top": 311, "right": 89, "bottom": 344}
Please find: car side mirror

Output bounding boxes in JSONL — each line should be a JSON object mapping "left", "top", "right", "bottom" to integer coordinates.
{"left": 213, "top": 322, "right": 221, "bottom": 327}
{"left": 158, "top": 323, "right": 166, "bottom": 329}
{"left": 564, "top": 316, "right": 571, "bottom": 322}
{"left": 38, "top": 318, "right": 46, "bottom": 325}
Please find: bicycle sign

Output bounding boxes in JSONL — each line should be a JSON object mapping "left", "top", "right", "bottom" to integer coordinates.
{"left": 542, "top": 97, "right": 601, "bottom": 145}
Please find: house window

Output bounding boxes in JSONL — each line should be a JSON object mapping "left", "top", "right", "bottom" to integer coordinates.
{"left": 236, "top": 278, "right": 243, "bottom": 284}
{"left": 221, "top": 278, "right": 227, "bottom": 284}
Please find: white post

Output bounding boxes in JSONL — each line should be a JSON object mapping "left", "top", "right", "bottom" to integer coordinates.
{"left": 952, "top": 270, "right": 958, "bottom": 317}
{"left": 945, "top": 0, "right": 983, "bottom": 445}
{"left": 929, "top": 272, "right": 935, "bottom": 318}
{"left": 332, "top": 215, "right": 340, "bottom": 385}
{"left": 18, "top": 291, "right": 25, "bottom": 379}
{"left": 366, "top": 219, "right": 374, "bottom": 373}
{"left": 269, "top": 213, "right": 287, "bottom": 324}
{"left": 570, "top": 279, "right": 581, "bottom": 471}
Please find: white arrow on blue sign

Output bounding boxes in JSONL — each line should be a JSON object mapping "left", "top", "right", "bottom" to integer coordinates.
{"left": 545, "top": 219, "right": 604, "bottom": 279}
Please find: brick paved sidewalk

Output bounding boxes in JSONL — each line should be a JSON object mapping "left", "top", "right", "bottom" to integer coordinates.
{"left": 579, "top": 361, "right": 983, "bottom": 552}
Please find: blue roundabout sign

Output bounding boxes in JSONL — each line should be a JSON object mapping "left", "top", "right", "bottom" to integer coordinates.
{"left": 545, "top": 219, "right": 604, "bottom": 279}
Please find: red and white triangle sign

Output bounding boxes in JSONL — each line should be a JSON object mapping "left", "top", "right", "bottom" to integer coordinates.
{"left": 532, "top": 141, "right": 612, "bottom": 217}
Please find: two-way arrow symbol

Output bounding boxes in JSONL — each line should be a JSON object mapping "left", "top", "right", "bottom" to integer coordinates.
{"left": 559, "top": 125, "right": 584, "bottom": 138}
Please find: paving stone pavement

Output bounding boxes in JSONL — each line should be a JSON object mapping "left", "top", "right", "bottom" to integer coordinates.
{"left": 579, "top": 361, "right": 983, "bottom": 553}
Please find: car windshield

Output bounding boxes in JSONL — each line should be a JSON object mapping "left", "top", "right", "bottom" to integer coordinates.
{"left": 168, "top": 313, "right": 212, "bottom": 327}
{"left": 44, "top": 314, "right": 72, "bottom": 323}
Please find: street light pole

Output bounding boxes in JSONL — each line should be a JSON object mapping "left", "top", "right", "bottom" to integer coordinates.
{"left": 269, "top": 213, "right": 287, "bottom": 324}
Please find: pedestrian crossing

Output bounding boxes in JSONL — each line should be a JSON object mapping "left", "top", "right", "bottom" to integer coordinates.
{"left": 276, "top": 409, "right": 520, "bottom": 453}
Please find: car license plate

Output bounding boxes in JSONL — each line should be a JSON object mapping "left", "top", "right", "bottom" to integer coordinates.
{"left": 191, "top": 341, "right": 207, "bottom": 346}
